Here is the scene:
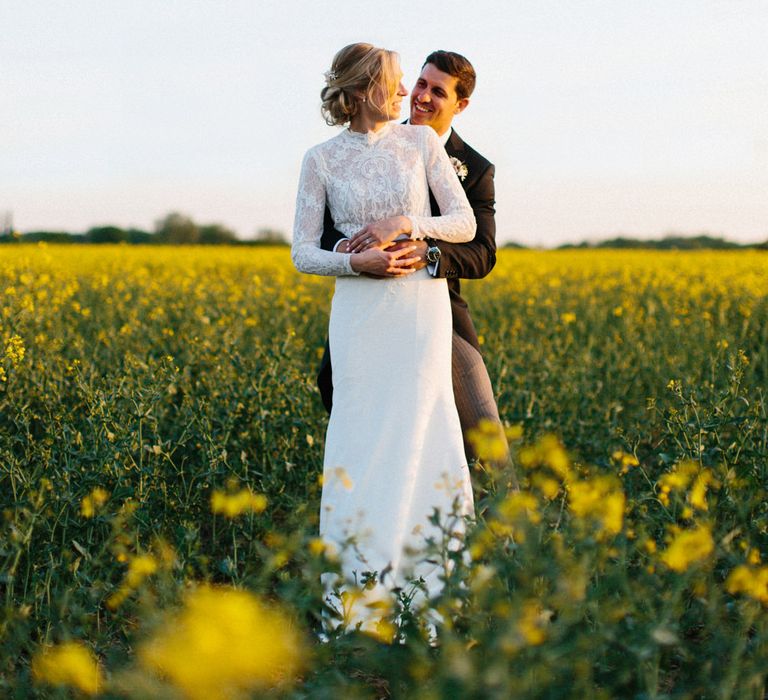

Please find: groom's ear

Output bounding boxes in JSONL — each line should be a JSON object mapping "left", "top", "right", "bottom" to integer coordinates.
{"left": 454, "top": 97, "right": 470, "bottom": 116}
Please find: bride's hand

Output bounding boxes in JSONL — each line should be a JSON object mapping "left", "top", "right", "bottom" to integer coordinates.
{"left": 349, "top": 244, "right": 420, "bottom": 277}
{"left": 347, "top": 216, "right": 412, "bottom": 253}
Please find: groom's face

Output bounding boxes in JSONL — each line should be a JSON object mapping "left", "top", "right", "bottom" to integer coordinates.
{"left": 410, "top": 63, "right": 469, "bottom": 136}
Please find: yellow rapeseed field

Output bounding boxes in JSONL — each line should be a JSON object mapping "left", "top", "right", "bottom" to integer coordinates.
{"left": 1, "top": 244, "right": 767, "bottom": 698}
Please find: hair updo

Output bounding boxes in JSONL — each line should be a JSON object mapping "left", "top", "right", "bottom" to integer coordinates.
{"left": 321, "top": 42, "right": 400, "bottom": 127}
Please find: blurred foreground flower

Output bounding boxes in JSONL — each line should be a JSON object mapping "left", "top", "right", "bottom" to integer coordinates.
{"left": 689, "top": 469, "right": 716, "bottom": 511}
{"left": 486, "top": 491, "right": 541, "bottom": 543}
{"left": 501, "top": 600, "right": 550, "bottom": 653}
{"left": 80, "top": 487, "right": 109, "bottom": 518}
{"left": 107, "top": 553, "right": 158, "bottom": 609}
{"left": 139, "top": 585, "right": 304, "bottom": 699}
{"left": 518, "top": 434, "right": 570, "bottom": 480}
{"left": 467, "top": 418, "right": 509, "bottom": 463}
{"left": 657, "top": 460, "right": 717, "bottom": 510}
{"left": 32, "top": 641, "right": 103, "bottom": 696}
{"left": 211, "top": 487, "right": 267, "bottom": 518}
{"left": 661, "top": 524, "right": 714, "bottom": 573}
{"left": 568, "top": 475, "right": 625, "bottom": 538}
{"left": 726, "top": 565, "right": 768, "bottom": 605}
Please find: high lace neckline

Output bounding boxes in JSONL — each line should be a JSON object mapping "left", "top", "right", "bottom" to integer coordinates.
{"left": 344, "top": 121, "right": 392, "bottom": 144}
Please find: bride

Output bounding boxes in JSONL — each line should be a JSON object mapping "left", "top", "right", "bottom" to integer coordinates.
{"left": 292, "top": 42, "right": 476, "bottom": 633}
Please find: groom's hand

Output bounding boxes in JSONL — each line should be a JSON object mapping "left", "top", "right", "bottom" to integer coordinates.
{"left": 349, "top": 245, "right": 420, "bottom": 277}
{"left": 348, "top": 216, "right": 411, "bottom": 252}
{"left": 359, "top": 240, "right": 427, "bottom": 277}
{"left": 387, "top": 239, "right": 428, "bottom": 272}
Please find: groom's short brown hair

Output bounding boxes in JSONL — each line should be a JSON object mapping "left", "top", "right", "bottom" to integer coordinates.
{"left": 423, "top": 50, "right": 476, "bottom": 101}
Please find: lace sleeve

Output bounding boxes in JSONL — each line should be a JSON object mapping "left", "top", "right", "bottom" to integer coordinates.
{"left": 409, "top": 127, "right": 476, "bottom": 243}
{"left": 291, "top": 148, "right": 356, "bottom": 276}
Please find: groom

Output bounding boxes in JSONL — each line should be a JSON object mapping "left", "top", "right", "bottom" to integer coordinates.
{"left": 318, "top": 50, "right": 505, "bottom": 465}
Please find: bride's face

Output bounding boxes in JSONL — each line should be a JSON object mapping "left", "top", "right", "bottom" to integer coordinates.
{"left": 368, "top": 66, "right": 407, "bottom": 121}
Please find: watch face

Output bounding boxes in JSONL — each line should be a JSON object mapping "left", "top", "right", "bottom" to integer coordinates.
{"left": 427, "top": 246, "right": 440, "bottom": 263}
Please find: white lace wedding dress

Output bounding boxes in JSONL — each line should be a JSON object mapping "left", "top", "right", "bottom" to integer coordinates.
{"left": 292, "top": 123, "right": 476, "bottom": 631}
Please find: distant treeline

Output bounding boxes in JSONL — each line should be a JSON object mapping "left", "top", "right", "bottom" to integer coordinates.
{"left": 507, "top": 234, "right": 768, "bottom": 251}
{"left": 0, "top": 212, "right": 289, "bottom": 246}
{"left": 2, "top": 218, "right": 766, "bottom": 250}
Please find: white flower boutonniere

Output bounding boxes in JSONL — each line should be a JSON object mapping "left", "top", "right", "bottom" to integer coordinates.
{"left": 449, "top": 156, "right": 468, "bottom": 181}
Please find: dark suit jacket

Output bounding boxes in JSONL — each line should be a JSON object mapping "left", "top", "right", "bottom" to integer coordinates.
{"left": 317, "top": 127, "right": 497, "bottom": 412}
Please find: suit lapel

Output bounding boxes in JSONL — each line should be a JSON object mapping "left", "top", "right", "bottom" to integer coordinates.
{"left": 445, "top": 128, "right": 466, "bottom": 160}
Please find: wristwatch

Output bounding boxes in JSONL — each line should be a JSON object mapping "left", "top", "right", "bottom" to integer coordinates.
{"left": 425, "top": 240, "right": 441, "bottom": 265}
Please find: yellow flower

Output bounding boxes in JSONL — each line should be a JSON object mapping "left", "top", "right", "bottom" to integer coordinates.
{"left": 611, "top": 450, "right": 639, "bottom": 473}
{"left": 125, "top": 554, "right": 158, "bottom": 587}
{"left": 308, "top": 537, "right": 326, "bottom": 556}
{"left": 32, "top": 641, "right": 103, "bottom": 696}
{"left": 487, "top": 491, "right": 541, "bottom": 544}
{"left": 726, "top": 565, "right": 768, "bottom": 605}
{"left": 80, "top": 487, "right": 109, "bottom": 518}
{"left": 505, "top": 424, "right": 524, "bottom": 442}
{"left": 467, "top": 418, "right": 508, "bottom": 463}
{"left": 106, "top": 553, "right": 159, "bottom": 609}
{"left": 658, "top": 460, "right": 699, "bottom": 492}
{"left": 498, "top": 491, "right": 540, "bottom": 522}
{"left": 531, "top": 474, "right": 560, "bottom": 498}
{"left": 690, "top": 470, "right": 715, "bottom": 511}
{"left": 139, "top": 585, "right": 304, "bottom": 699}
{"left": 514, "top": 601, "right": 548, "bottom": 649}
{"left": 3, "top": 334, "right": 25, "bottom": 367}
{"left": 469, "top": 528, "right": 495, "bottom": 558}
{"left": 660, "top": 524, "right": 714, "bottom": 573}
{"left": 369, "top": 618, "right": 398, "bottom": 645}
{"left": 487, "top": 519, "right": 515, "bottom": 538}
{"left": 568, "top": 475, "right": 625, "bottom": 537}
{"left": 339, "top": 588, "right": 365, "bottom": 628}
{"left": 518, "top": 434, "right": 570, "bottom": 480}
{"left": 211, "top": 488, "right": 268, "bottom": 518}
{"left": 658, "top": 462, "right": 718, "bottom": 512}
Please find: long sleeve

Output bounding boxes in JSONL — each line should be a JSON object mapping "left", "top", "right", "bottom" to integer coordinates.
{"left": 291, "top": 149, "right": 356, "bottom": 277}
{"left": 408, "top": 127, "right": 476, "bottom": 243}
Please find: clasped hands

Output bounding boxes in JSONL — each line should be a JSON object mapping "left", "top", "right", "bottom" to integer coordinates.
{"left": 344, "top": 216, "right": 428, "bottom": 277}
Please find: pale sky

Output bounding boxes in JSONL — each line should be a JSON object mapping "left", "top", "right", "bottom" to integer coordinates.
{"left": 2, "top": 0, "right": 767, "bottom": 246}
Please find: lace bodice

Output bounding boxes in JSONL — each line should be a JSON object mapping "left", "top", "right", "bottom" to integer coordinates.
{"left": 291, "top": 123, "right": 476, "bottom": 276}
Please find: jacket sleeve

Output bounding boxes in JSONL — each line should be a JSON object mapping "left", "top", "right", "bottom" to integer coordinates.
{"left": 319, "top": 204, "right": 347, "bottom": 252}
{"left": 432, "top": 161, "right": 496, "bottom": 280}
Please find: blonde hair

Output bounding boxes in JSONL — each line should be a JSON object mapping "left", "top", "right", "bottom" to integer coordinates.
{"left": 320, "top": 43, "right": 400, "bottom": 127}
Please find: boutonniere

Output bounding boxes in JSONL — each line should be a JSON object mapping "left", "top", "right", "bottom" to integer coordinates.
{"left": 448, "top": 156, "right": 468, "bottom": 181}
